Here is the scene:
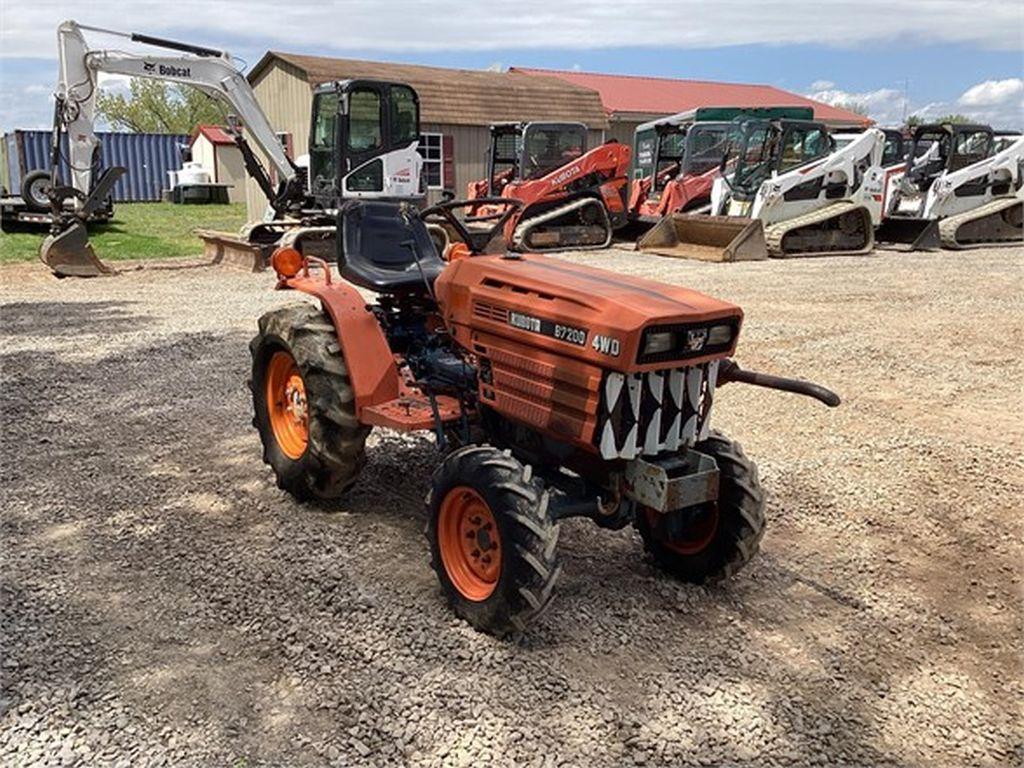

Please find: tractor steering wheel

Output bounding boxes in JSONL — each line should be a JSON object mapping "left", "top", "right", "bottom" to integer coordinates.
{"left": 420, "top": 197, "right": 524, "bottom": 255}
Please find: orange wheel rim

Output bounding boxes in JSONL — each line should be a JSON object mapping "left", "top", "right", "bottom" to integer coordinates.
{"left": 646, "top": 506, "right": 719, "bottom": 555}
{"left": 265, "top": 350, "right": 309, "bottom": 460}
{"left": 438, "top": 486, "right": 501, "bottom": 601}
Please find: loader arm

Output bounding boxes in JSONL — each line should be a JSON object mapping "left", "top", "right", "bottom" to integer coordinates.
{"left": 923, "top": 135, "right": 1024, "bottom": 219}
{"left": 750, "top": 128, "right": 887, "bottom": 226}
{"left": 55, "top": 20, "right": 298, "bottom": 211}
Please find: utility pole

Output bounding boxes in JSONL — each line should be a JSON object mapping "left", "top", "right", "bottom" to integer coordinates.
{"left": 901, "top": 78, "right": 910, "bottom": 122}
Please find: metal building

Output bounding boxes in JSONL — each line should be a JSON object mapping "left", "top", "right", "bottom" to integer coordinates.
{"left": 244, "top": 53, "right": 610, "bottom": 218}
{"left": 2, "top": 130, "right": 187, "bottom": 202}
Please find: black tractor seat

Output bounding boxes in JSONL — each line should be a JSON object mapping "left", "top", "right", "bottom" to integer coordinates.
{"left": 338, "top": 201, "right": 444, "bottom": 293}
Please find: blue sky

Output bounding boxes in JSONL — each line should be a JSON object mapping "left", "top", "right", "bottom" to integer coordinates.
{"left": 1, "top": 1, "right": 1022, "bottom": 131}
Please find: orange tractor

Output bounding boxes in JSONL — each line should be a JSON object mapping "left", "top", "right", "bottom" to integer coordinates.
{"left": 253, "top": 114, "right": 841, "bottom": 636}
{"left": 465, "top": 122, "right": 631, "bottom": 251}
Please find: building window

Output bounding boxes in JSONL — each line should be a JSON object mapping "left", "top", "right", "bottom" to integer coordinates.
{"left": 418, "top": 133, "right": 444, "bottom": 189}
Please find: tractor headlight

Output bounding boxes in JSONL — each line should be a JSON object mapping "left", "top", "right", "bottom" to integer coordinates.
{"left": 643, "top": 331, "right": 676, "bottom": 356}
{"left": 707, "top": 323, "right": 734, "bottom": 346}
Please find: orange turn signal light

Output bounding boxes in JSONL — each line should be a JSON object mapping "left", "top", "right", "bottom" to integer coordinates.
{"left": 445, "top": 242, "right": 472, "bottom": 262}
{"left": 271, "top": 247, "right": 304, "bottom": 278}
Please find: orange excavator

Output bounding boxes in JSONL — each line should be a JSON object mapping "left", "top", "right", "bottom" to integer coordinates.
{"left": 466, "top": 122, "right": 631, "bottom": 251}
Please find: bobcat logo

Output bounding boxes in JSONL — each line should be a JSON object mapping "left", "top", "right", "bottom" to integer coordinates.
{"left": 143, "top": 61, "right": 156, "bottom": 72}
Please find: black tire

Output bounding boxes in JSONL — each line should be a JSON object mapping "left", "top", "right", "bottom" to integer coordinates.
{"left": 250, "top": 302, "right": 369, "bottom": 501}
{"left": 426, "top": 445, "right": 561, "bottom": 637}
{"left": 21, "top": 170, "right": 53, "bottom": 212}
{"left": 636, "top": 430, "right": 766, "bottom": 583}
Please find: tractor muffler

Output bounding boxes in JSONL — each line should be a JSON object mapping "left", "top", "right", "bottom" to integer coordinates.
{"left": 39, "top": 219, "right": 115, "bottom": 278}
{"left": 637, "top": 213, "right": 768, "bottom": 261}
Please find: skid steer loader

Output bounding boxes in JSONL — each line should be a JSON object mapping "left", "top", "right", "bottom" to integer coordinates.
{"left": 640, "top": 115, "right": 887, "bottom": 259}
{"left": 877, "top": 123, "right": 1022, "bottom": 249}
{"left": 627, "top": 110, "right": 734, "bottom": 223}
{"left": 464, "top": 122, "right": 631, "bottom": 251}
{"left": 41, "top": 21, "right": 424, "bottom": 277}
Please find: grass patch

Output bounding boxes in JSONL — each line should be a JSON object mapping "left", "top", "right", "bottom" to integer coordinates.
{"left": 0, "top": 202, "right": 249, "bottom": 264}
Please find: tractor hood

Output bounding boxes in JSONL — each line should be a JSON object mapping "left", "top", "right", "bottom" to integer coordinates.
{"left": 434, "top": 252, "right": 742, "bottom": 372}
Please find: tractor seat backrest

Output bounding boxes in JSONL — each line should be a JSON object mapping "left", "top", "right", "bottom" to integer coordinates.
{"left": 338, "top": 201, "right": 444, "bottom": 294}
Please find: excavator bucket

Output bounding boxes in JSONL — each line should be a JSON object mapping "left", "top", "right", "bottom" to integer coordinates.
{"left": 637, "top": 213, "right": 768, "bottom": 261}
{"left": 39, "top": 220, "right": 115, "bottom": 278}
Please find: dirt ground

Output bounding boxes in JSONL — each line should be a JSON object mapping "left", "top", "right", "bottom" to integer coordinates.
{"left": 1, "top": 244, "right": 1022, "bottom": 767}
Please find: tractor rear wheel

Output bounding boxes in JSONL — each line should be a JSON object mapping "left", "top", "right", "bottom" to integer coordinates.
{"left": 250, "top": 302, "right": 369, "bottom": 501}
{"left": 636, "top": 431, "right": 765, "bottom": 583}
{"left": 426, "top": 445, "right": 561, "bottom": 637}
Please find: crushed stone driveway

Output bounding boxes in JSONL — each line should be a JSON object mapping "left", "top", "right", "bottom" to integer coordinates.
{"left": 1, "top": 245, "right": 1022, "bottom": 767}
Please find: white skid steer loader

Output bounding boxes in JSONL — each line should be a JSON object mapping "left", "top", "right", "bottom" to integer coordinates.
{"left": 879, "top": 124, "right": 1022, "bottom": 249}
{"left": 641, "top": 117, "right": 888, "bottom": 259}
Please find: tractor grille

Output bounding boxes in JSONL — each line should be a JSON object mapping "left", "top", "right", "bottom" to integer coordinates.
{"left": 595, "top": 360, "right": 719, "bottom": 460}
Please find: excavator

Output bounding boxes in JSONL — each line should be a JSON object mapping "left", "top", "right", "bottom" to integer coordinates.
{"left": 877, "top": 123, "right": 1023, "bottom": 249}
{"left": 628, "top": 107, "right": 820, "bottom": 225}
{"left": 639, "top": 114, "right": 888, "bottom": 260}
{"left": 41, "top": 20, "right": 425, "bottom": 277}
{"left": 464, "top": 122, "right": 631, "bottom": 251}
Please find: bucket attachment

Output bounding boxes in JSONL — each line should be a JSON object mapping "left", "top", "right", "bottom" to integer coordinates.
{"left": 39, "top": 220, "right": 114, "bottom": 278}
{"left": 875, "top": 217, "right": 941, "bottom": 251}
{"left": 637, "top": 213, "right": 768, "bottom": 261}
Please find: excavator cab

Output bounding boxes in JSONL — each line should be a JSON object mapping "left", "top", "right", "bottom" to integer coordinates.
{"left": 307, "top": 79, "right": 424, "bottom": 208}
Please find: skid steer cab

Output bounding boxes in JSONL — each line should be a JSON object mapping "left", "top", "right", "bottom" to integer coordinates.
{"left": 250, "top": 197, "right": 840, "bottom": 637}
{"left": 464, "top": 121, "right": 632, "bottom": 252}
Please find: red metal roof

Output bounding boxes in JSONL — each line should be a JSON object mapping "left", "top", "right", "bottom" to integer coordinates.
{"left": 510, "top": 68, "right": 871, "bottom": 126}
{"left": 191, "top": 125, "right": 236, "bottom": 146}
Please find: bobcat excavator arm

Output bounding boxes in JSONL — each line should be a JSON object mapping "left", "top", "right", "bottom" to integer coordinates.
{"left": 42, "top": 20, "right": 302, "bottom": 277}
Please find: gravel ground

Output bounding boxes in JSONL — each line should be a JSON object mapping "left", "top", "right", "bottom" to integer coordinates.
{"left": 1, "top": 245, "right": 1022, "bottom": 767}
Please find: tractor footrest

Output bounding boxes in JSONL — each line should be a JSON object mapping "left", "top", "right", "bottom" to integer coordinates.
{"left": 361, "top": 394, "right": 461, "bottom": 431}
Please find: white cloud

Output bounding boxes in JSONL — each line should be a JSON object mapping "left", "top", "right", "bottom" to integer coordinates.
{"left": 806, "top": 86, "right": 909, "bottom": 126}
{"left": 810, "top": 80, "right": 836, "bottom": 91}
{"left": 807, "top": 77, "right": 1024, "bottom": 129}
{"left": 957, "top": 78, "right": 1023, "bottom": 107}
{"left": 22, "top": 83, "right": 50, "bottom": 94}
{"left": 0, "top": 0, "right": 1021, "bottom": 59}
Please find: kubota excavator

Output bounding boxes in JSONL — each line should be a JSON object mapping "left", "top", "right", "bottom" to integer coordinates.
{"left": 465, "top": 122, "right": 631, "bottom": 251}
{"left": 877, "top": 123, "right": 1022, "bottom": 249}
{"left": 42, "top": 20, "right": 425, "bottom": 277}
{"left": 640, "top": 114, "right": 889, "bottom": 260}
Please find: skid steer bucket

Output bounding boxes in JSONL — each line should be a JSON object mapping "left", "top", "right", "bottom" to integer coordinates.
{"left": 637, "top": 213, "right": 768, "bottom": 261}
{"left": 874, "top": 217, "right": 942, "bottom": 251}
{"left": 40, "top": 220, "right": 115, "bottom": 278}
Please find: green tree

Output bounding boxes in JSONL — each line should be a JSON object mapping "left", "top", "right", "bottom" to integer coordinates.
{"left": 906, "top": 113, "right": 972, "bottom": 127}
{"left": 832, "top": 99, "right": 869, "bottom": 117}
{"left": 97, "top": 79, "right": 225, "bottom": 133}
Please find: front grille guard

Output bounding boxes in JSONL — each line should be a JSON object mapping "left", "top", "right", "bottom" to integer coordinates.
{"left": 596, "top": 360, "right": 719, "bottom": 460}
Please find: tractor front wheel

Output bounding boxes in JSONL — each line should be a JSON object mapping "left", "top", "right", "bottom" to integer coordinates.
{"left": 426, "top": 445, "right": 561, "bottom": 637}
{"left": 636, "top": 431, "right": 766, "bottom": 583}
{"left": 250, "top": 302, "right": 369, "bottom": 501}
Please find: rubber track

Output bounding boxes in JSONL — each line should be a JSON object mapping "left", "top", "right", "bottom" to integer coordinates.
{"left": 511, "top": 197, "right": 611, "bottom": 252}
{"left": 763, "top": 201, "right": 873, "bottom": 258}
{"left": 938, "top": 196, "right": 1023, "bottom": 249}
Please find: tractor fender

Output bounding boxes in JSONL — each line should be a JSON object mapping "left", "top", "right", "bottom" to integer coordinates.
{"left": 280, "top": 276, "right": 400, "bottom": 417}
